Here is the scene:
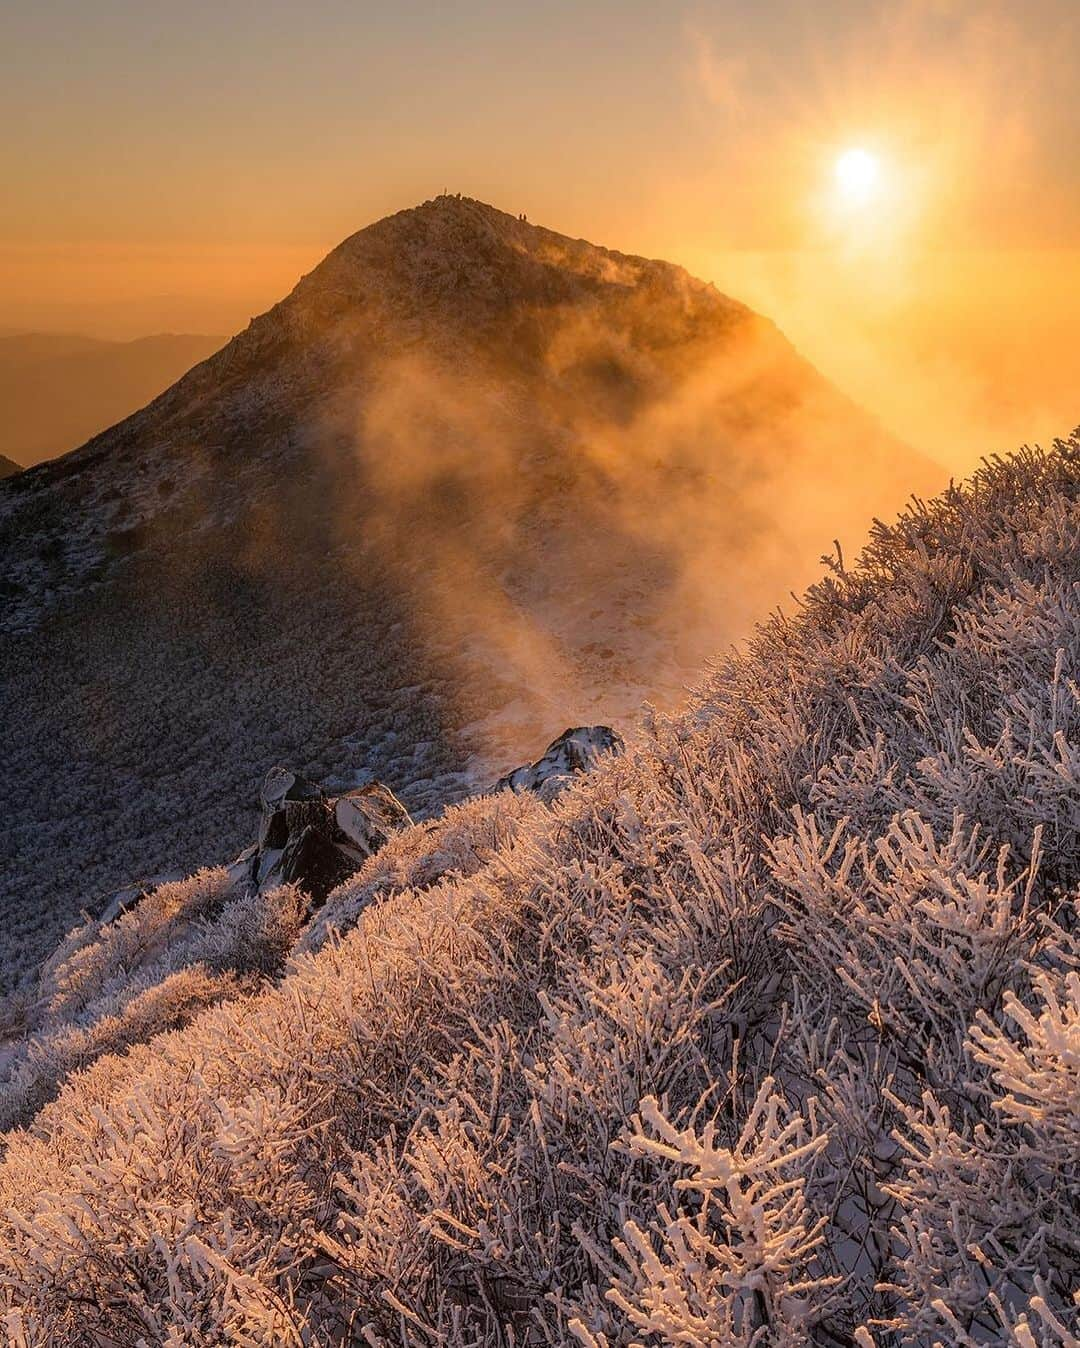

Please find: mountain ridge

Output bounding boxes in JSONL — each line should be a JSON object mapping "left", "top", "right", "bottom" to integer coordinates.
{"left": 9, "top": 196, "right": 866, "bottom": 493}
{"left": 0, "top": 196, "right": 941, "bottom": 984}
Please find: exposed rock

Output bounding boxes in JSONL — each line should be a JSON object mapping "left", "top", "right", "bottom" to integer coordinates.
{"left": 94, "top": 885, "right": 147, "bottom": 928}
{"left": 225, "top": 844, "right": 258, "bottom": 889}
{"left": 260, "top": 766, "right": 323, "bottom": 812}
{"left": 91, "top": 870, "right": 185, "bottom": 926}
{"left": 84, "top": 769, "right": 412, "bottom": 938}
{"left": 494, "top": 726, "right": 624, "bottom": 801}
{"left": 251, "top": 768, "right": 412, "bottom": 904}
{"left": 90, "top": 729, "right": 621, "bottom": 942}
{"left": 258, "top": 768, "right": 325, "bottom": 850}
{"left": 279, "top": 826, "right": 359, "bottom": 907}
{"left": 254, "top": 847, "right": 285, "bottom": 888}
{"left": 332, "top": 782, "right": 411, "bottom": 853}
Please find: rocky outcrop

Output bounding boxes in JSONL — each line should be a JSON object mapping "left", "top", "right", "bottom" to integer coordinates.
{"left": 83, "top": 726, "right": 616, "bottom": 942}
{"left": 257, "top": 768, "right": 328, "bottom": 851}
{"left": 84, "top": 772, "right": 413, "bottom": 930}
{"left": 248, "top": 772, "right": 412, "bottom": 905}
{"left": 494, "top": 726, "right": 624, "bottom": 801}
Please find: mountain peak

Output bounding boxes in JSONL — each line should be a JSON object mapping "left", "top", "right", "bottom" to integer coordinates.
{"left": 0, "top": 195, "right": 939, "bottom": 982}
{"left": 332, "top": 193, "right": 615, "bottom": 265}
{"left": 229, "top": 195, "right": 746, "bottom": 382}
{"left": 297, "top": 193, "right": 712, "bottom": 305}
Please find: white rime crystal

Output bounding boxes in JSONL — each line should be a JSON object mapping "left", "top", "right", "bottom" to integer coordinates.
{"left": 1, "top": 438, "right": 1080, "bottom": 1344}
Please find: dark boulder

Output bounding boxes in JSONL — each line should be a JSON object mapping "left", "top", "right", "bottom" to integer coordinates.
{"left": 85, "top": 771, "right": 411, "bottom": 941}
{"left": 258, "top": 768, "right": 325, "bottom": 850}
{"left": 279, "top": 826, "right": 359, "bottom": 907}
{"left": 332, "top": 782, "right": 412, "bottom": 854}
{"left": 252, "top": 768, "right": 412, "bottom": 904}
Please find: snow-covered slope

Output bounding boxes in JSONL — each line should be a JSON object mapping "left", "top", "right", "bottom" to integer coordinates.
{"left": 0, "top": 436, "right": 1076, "bottom": 1346}
{"left": 0, "top": 196, "right": 939, "bottom": 985}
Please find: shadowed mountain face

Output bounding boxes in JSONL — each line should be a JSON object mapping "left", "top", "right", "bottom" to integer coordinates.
{"left": 0, "top": 197, "right": 942, "bottom": 982}
{"left": 0, "top": 332, "right": 225, "bottom": 468}
{"left": 0, "top": 455, "right": 20, "bottom": 480}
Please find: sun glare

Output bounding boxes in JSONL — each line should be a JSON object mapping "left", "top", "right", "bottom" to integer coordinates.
{"left": 834, "top": 146, "right": 881, "bottom": 207}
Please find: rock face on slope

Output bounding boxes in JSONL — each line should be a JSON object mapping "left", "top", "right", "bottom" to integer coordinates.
{"left": 86, "top": 770, "right": 414, "bottom": 936}
{"left": 0, "top": 196, "right": 943, "bottom": 986}
{"left": 0, "top": 454, "right": 20, "bottom": 481}
{"left": 494, "top": 725, "right": 624, "bottom": 800}
{"left": 248, "top": 770, "right": 411, "bottom": 904}
{"left": 82, "top": 723, "right": 618, "bottom": 952}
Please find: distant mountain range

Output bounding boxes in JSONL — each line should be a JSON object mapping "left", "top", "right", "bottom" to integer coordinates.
{"left": 0, "top": 196, "right": 942, "bottom": 981}
{"left": 0, "top": 331, "right": 225, "bottom": 467}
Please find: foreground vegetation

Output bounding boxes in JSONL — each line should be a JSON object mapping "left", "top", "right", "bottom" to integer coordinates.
{"left": 2, "top": 438, "right": 1079, "bottom": 1345}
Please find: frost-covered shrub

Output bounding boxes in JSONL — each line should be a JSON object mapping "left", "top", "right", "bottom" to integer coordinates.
{"left": 569, "top": 1084, "right": 833, "bottom": 1347}
{"left": 297, "top": 787, "right": 546, "bottom": 954}
{"left": 0, "top": 871, "right": 305, "bottom": 1130}
{"left": 972, "top": 966, "right": 1080, "bottom": 1163}
{"left": 770, "top": 809, "right": 1047, "bottom": 1085}
{"left": 0, "top": 966, "right": 243, "bottom": 1131}
{"left": 1, "top": 437, "right": 1080, "bottom": 1343}
{"left": 38, "top": 868, "right": 238, "bottom": 1022}
{"left": 878, "top": 903, "right": 1080, "bottom": 1344}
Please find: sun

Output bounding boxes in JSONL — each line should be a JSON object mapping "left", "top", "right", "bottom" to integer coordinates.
{"left": 834, "top": 147, "right": 881, "bottom": 207}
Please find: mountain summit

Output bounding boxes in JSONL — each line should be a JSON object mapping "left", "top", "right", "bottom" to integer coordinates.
{"left": 258, "top": 193, "right": 753, "bottom": 352}
{"left": 0, "top": 197, "right": 940, "bottom": 978}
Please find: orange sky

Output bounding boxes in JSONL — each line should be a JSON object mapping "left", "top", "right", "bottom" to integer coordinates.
{"left": 2, "top": 0, "right": 1077, "bottom": 469}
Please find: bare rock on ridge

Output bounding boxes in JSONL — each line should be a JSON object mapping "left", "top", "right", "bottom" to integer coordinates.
{"left": 494, "top": 725, "right": 624, "bottom": 801}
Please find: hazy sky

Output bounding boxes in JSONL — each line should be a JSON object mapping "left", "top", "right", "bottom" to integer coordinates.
{"left": 2, "top": 0, "right": 1077, "bottom": 465}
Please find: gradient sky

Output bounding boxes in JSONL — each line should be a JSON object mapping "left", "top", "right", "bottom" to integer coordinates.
{"left": 2, "top": 0, "right": 1077, "bottom": 465}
